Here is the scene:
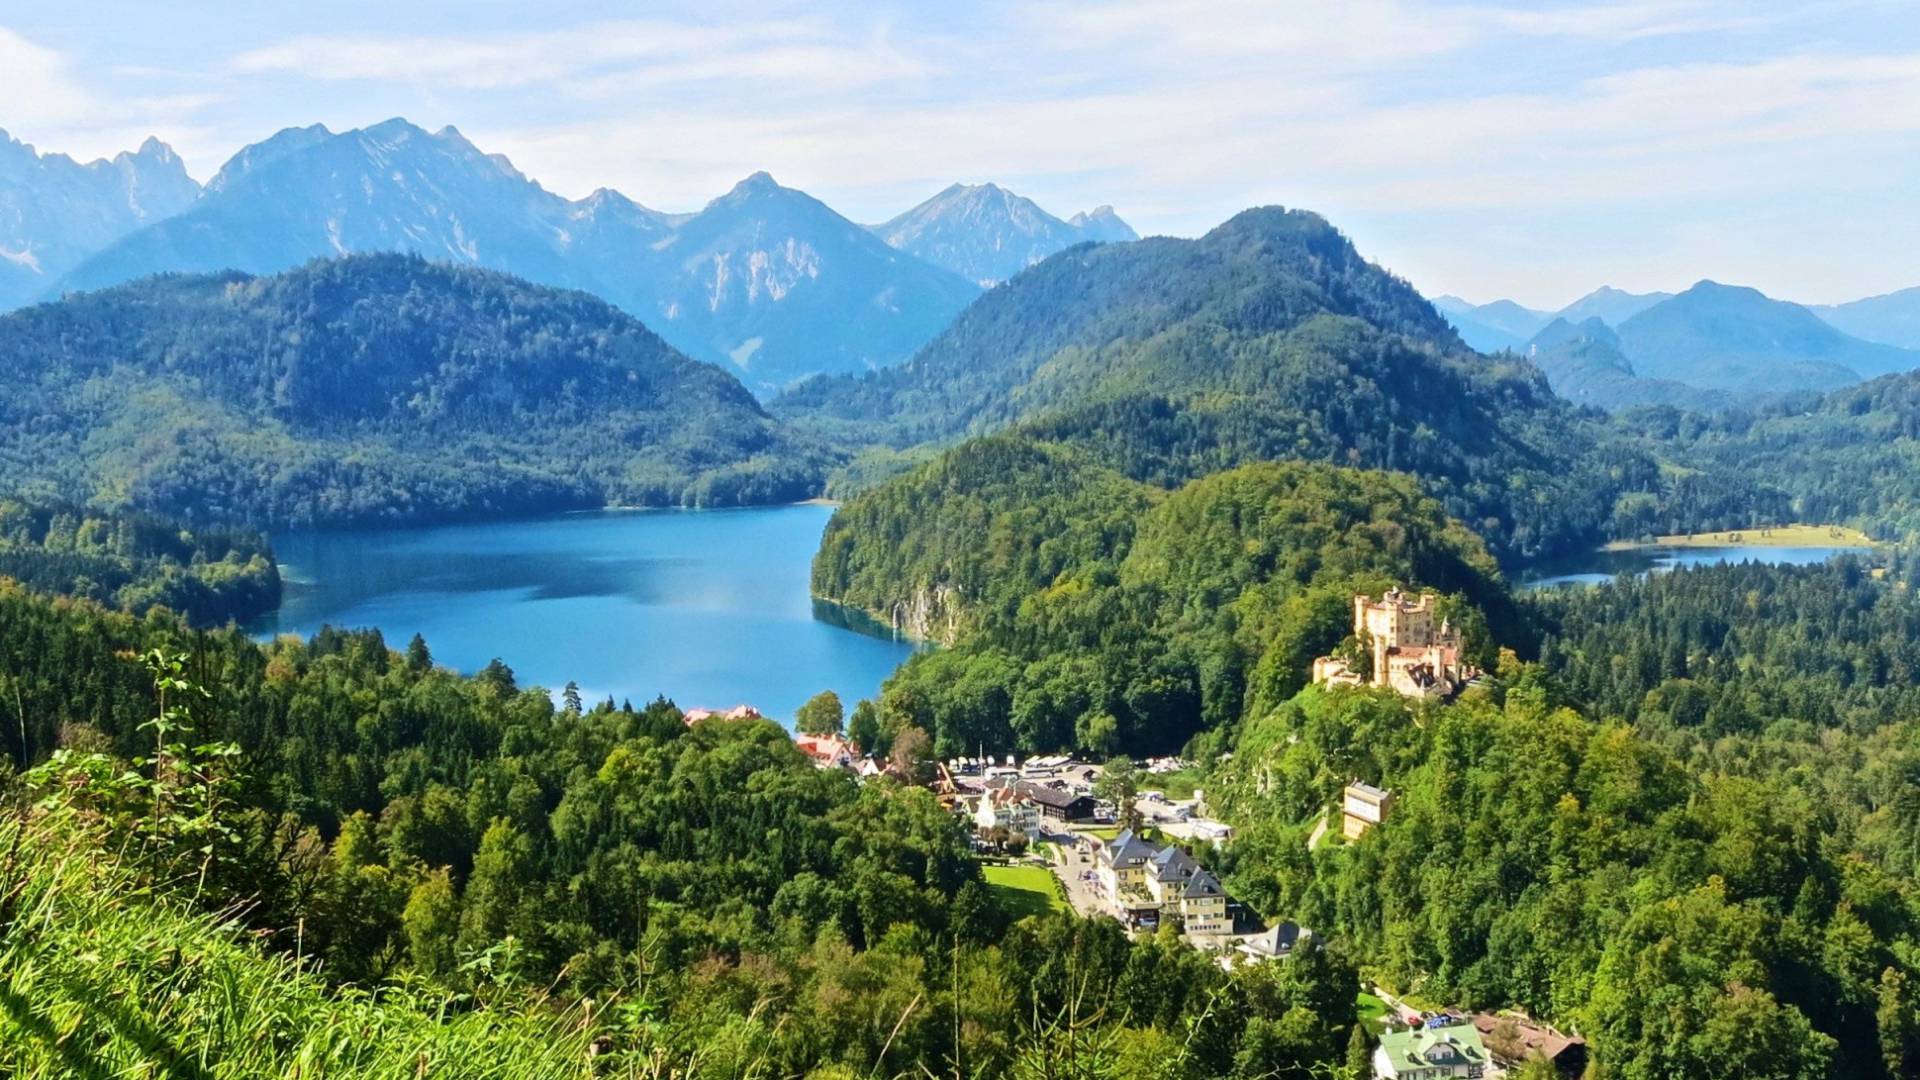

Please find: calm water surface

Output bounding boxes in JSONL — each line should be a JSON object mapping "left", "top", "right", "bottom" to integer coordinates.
{"left": 1518, "top": 544, "right": 1873, "bottom": 590}
{"left": 246, "top": 505, "right": 921, "bottom": 723}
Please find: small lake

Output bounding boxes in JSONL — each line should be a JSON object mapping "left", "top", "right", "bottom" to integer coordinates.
{"left": 1518, "top": 544, "right": 1874, "bottom": 590}
{"left": 245, "top": 504, "right": 922, "bottom": 723}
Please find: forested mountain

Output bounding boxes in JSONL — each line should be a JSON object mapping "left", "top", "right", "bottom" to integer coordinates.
{"left": 0, "top": 253, "right": 823, "bottom": 528}
{"left": 1430, "top": 295, "right": 1551, "bottom": 352}
{"left": 818, "top": 445, "right": 1510, "bottom": 754}
{"left": 46, "top": 120, "right": 980, "bottom": 392}
{"left": 872, "top": 181, "right": 1138, "bottom": 285}
{"left": 1210, "top": 641, "right": 1918, "bottom": 1080}
{"left": 1526, "top": 317, "right": 1732, "bottom": 413}
{"left": 0, "top": 128, "right": 199, "bottom": 309}
{"left": 1615, "top": 280, "right": 1920, "bottom": 392}
{"left": 783, "top": 206, "right": 1663, "bottom": 563}
{"left": 1630, "top": 365, "right": 1920, "bottom": 539}
{"left": 1813, "top": 285, "right": 1920, "bottom": 350}
{"left": 0, "top": 497, "right": 279, "bottom": 625}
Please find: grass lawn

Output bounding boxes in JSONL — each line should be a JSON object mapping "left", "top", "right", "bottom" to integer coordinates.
{"left": 1605, "top": 523, "right": 1877, "bottom": 550}
{"left": 1356, "top": 991, "right": 1392, "bottom": 1031}
{"left": 1141, "top": 765, "right": 1206, "bottom": 802}
{"left": 1082, "top": 826, "right": 1120, "bottom": 842}
{"left": 984, "top": 864, "right": 1068, "bottom": 920}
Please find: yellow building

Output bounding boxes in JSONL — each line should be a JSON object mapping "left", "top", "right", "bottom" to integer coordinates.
{"left": 1313, "top": 589, "right": 1480, "bottom": 700}
{"left": 1342, "top": 780, "right": 1393, "bottom": 840}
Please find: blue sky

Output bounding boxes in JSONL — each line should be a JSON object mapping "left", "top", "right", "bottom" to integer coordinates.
{"left": 2, "top": 0, "right": 1916, "bottom": 306}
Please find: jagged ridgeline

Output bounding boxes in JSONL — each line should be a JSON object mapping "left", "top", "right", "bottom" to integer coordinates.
{"left": 0, "top": 254, "right": 828, "bottom": 527}
{"left": 780, "top": 206, "right": 1660, "bottom": 563}
{"left": 818, "top": 438, "right": 1515, "bottom": 753}
{"left": 0, "top": 497, "right": 279, "bottom": 625}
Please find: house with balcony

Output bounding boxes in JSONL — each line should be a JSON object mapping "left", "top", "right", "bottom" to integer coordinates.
{"left": 1095, "top": 828, "right": 1233, "bottom": 936}
{"left": 974, "top": 784, "right": 1041, "bottom": 838}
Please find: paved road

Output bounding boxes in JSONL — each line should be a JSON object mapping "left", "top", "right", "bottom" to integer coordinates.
{"left": 1049, "top": 833, "right": 1111, "bottom": 918}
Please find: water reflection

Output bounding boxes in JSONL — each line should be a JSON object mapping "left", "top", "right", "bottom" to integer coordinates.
{"left": 1518, "top": 544, "right": 1873, "bottom": 590}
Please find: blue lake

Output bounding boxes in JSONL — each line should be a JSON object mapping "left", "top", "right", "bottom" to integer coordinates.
{"left": 1517, "top": 544, "right": 1873, "bottom": 590}
{"left": 245, "top": 504, "right": 921, "bottom": 723}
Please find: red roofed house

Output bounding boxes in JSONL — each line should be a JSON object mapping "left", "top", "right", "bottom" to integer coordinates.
{"left": 793, "top": 733, "right": 856, "bottom": 770}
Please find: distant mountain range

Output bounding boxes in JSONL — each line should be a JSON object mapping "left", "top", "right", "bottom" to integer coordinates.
{"left": 1810, "top": 286, "right": 1920, "bottom": 350}
{"left": 0, "top": 129, "right": 199, "bottom": 310}
{"left": 11, "top": 119, "right": 1134, "bottom": 395}
{"left": 1553, "top": 285, "right": 1672, "bottom": 328}
{"left": 870, "top": 182, "right": 1138, "bottom": 286}
{"left": 1441, "top": 281, "right": 1920, "bottom": 409}
{"left": 1430, "top": 295, "right": 1555, "bottom": 353}
{"left": 1434, "top": 288, "right": 1671, "bottom": 353}
{"left": 1610, "top": 281, "right": 1916, "bottom": 392}
{"left": 1524, "top": 316, "right": 1731, "bottom": 414}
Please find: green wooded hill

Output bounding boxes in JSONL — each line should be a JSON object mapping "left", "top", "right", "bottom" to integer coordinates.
{"left": 0, "top": 497, "right": 278, "bottom": 625}
{"left": 781, "top": 206, "right": 1661, "bottom": 563}
{"left": 0, "top": 254, "right": 827, "bottom": 528}
{"left": 0, "top": 582, "right": 1371, "bottom": 1079}
{"left": 818, "top": 442, "right": 1512, "bottom": 755}
{"left": 1623, "top": 365, "right": 1920, "bottom": 540}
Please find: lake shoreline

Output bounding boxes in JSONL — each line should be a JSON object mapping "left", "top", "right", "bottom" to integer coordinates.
{"left": 246, "top": 505, "right": 915, "bottom": 720}
{"left": 1600, "top": 522, "right": 1878, "bottom": 552}
{"left": 1521, "top": 537, "right": 1877, "bottom": 590}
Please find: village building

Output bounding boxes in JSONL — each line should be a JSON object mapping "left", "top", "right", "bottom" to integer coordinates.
{"left": 1236, "top": 920, "right": 1308, "bottom": 962}
{"left": 792, "top": 733, "right": 856, "bottom": 770}
{"left": 1373, "top": 1024, "right": 1490, "bottom": 1080}
{"left": 974, "top": 784, "right": 1042, "bottom": 837}
{"left": 1017, "top": 781, "right": 1098, "bottom": 823}
{"left": 1470, "top": 1014, "right": 1587, "bottom": 1077}
{"left": 1342, "top": 780, "right": 1393, "bottom": 840}
{"left": 1312, "top": 589, "right": 1481, "bottom": 699}
{"left": 1095, "top": 828, "right": 1231, "bottom": 936}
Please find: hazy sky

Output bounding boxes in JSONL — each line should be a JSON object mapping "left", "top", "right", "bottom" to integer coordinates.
{"left": 3, "top": 1, "right": 1916, "bottom": 306}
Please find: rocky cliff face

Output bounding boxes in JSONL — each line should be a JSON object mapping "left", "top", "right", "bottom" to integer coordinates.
{"left": 0, "top": 130, "right": 199, "bottom": 309}
{"left": 879, "top": 583, "right": 969, "bottom": 646}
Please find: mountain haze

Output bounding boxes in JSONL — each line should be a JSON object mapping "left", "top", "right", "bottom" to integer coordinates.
{"left": 1812, "top": 285, "right": 1920, "bottom": 350}
{"left": 1554, "top": 285, "right": 1671, "bottom": 326}
{"left": 0, "top": 129, "right": 199, "bottom": 310}
{"left": 1525, "top": 317, "right": 1730, "bottom": 413}
{"left": 647, "top": 171, "right": 980, "bottom": 392}
{"left": 872, "top": 182, "right": 1138, "bottom": 286}
{"left": 1615, "top": 280, "right": 1920, "bottom": 392}
{"left": 1430, "top": 295, "right": 1552, "bottom": 352}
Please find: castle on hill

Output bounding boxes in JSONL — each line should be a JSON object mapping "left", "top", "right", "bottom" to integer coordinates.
{"left": 1312, "top": 589, "right": 1480, "bottom": 700}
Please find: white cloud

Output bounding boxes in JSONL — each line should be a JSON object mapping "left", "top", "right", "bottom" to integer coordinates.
{"left": 0, "top": 27, "right": 218, "bottom": 170}
{"left": 0, "top": 26, "right": 100, "bottom": 131}
{"left": 229, "top": 17, "right": 929, "bottom": 96}
{"left": 8, "top": 2, "right": 1920, "bottom": 301}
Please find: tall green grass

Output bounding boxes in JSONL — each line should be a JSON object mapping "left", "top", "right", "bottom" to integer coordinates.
{"left": 0, "top": 810, "right": 608, "bottom": 1079}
